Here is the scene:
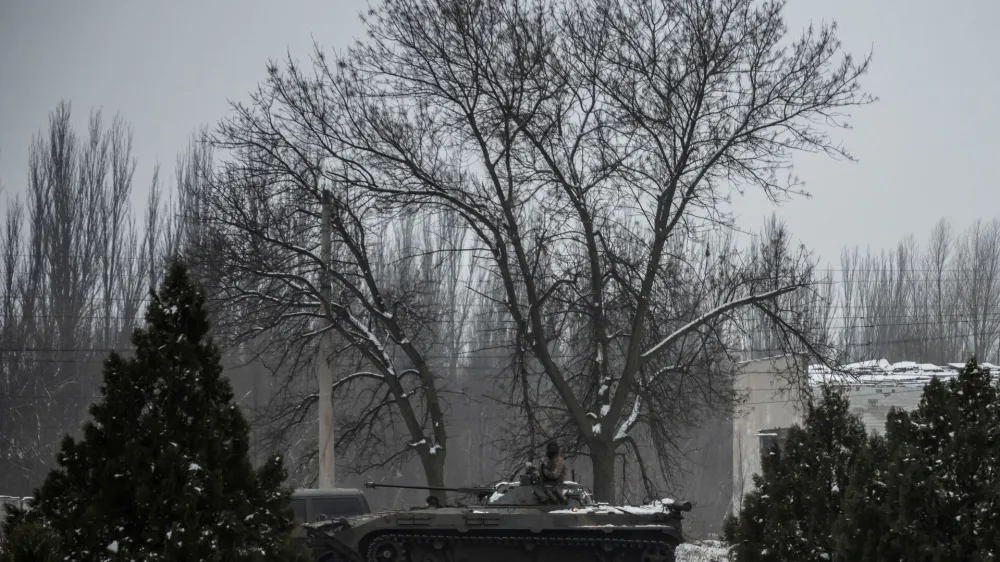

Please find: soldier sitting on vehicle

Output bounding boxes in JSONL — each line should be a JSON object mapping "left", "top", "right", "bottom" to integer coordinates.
{"left": 541, "top": 441, "right": 566, "bottom": 484}
{"left": 535, "top": 441, "right": 567, "bottom": 504}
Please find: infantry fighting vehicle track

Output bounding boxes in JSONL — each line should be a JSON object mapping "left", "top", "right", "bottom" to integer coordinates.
{"left": 304, "top": 468, "right": 692, "bottom": 562}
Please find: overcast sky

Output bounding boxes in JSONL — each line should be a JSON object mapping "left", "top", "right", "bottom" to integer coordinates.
{"left": 1, "top": 0, "right": 997, "bottom": 266}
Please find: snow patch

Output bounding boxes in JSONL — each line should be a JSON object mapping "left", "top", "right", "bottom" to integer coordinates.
{"left": 676, "top": 541, "right": 731, "bottom": 562}
{"left": 809, "top": 359, "right": 1000, "bottom": 387}
{"left": 429, "top": 444, "right": 443, "bottom": 455}
{"left": 549, "top": 498, "right": 680, "bottom": 515}
{"left": 614, "top": 396, "right": 641, "bottom": 442}
{"left": 487, "top": 482, "right": 517, "bottom": 503}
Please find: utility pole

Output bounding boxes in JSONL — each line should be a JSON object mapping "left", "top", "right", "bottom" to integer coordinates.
{"left": 317, "top": 182, "right": 336, "bottom": 489}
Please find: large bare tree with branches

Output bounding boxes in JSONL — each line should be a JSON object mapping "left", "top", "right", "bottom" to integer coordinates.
{"left": 238, "top": 0, "right": 872, "bottom": 501}
{"left": 187, "top": 109, "right": 486, "bottom": 495}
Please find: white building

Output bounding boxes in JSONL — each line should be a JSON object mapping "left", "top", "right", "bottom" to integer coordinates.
{"left": 730, "top": 355, "right": 807, "bottom": 514}
{"left": 730, "top": 355, "right": 991, "bottom": 514}
{"left": 808, "top": 358, "right": 996, "bottom": 434}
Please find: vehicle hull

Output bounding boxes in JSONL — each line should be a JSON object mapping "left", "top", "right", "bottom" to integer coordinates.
{"left": 309, "top": 507, "right": 683, "bottom": 562}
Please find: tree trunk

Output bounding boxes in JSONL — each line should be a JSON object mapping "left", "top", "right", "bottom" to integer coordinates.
{"left": 590, "top": 441, "right": 617, "bottom": 504}
{"left": 420, "top": 450, "right": 448, "bottom": 503}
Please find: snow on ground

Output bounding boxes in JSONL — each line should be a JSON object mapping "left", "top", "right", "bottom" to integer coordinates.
{"left": 676, "top": 541, "right": 731, "bottom": 562}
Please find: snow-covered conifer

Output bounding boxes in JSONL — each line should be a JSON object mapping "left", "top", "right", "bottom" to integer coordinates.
{"left": 4, "top": 261, "right": 308, "bottom": 562}
{"left": 725, "top": 386, "right": 870, "bottom": 562}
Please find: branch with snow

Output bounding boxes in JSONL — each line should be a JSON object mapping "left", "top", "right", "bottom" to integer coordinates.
{"left": 640, "top": 284, "right": 805, "bottom": 360}
{"left": 331, "top": 371, "right": 385, "bottom": 391}
{"left": 614, "top": 395, "right": 641, "bottom": 443}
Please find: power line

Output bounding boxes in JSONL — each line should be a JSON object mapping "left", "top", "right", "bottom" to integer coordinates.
{"left": 0, "top": 325, "right": 997, "bottom": 359}
{"left": 5, "top": 306, "right": 1000, "bottom": 328}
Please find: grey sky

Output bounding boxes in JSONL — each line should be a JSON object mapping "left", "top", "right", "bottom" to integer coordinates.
{"left": 1, "top": 0, "right": 997, "bottom": 265}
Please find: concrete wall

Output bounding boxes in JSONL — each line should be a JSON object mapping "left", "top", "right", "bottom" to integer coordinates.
{"left": 668, "top": 411, "right": 733, "bottom": 538}
{"left": 731, "top": 355, "right": 807, "bottom": 515}
{"left": 808, "top": 360, "right": 977, "bottom": 435}
{"left": 831, "top": 382, "right": 926, "bottom": 435}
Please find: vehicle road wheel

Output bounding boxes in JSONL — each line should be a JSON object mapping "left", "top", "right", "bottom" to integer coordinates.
{"left": 368, "top": 538, "right": 406, "bottom": 562}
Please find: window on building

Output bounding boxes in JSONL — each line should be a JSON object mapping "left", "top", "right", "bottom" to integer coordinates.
{"left": 757, "top": 428, "right": 791, "bottom": 457}
{"left": 291, "top": 499, "right": 307, "bottom": 523}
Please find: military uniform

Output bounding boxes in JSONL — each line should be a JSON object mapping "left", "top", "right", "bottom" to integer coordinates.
{"left": 541, "top": 442, "right": 566, "bottom": 483}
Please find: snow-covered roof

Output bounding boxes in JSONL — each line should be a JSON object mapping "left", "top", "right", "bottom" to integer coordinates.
{"left": 808, "top": 359, "right": 999, "bottom": 387}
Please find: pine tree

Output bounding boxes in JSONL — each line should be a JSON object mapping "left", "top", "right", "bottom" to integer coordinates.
{"left": 7, "top": 261, "right": 308, "bottom": 562}
{"left": 857, "top": 358, "right": 1000, "bottom": 561}
{"left": 832, "top": 431, "right": 889, "bottom": 562}
{"left": 726, "top": 386, "right": 871, "bottom": 562}
{"left": 0, "top": 506, "right": 61, "bottom": 562}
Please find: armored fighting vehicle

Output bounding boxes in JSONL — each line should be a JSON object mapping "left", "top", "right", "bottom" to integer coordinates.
{"left": 304, "top": 468, "right": 691, "bottom": 562}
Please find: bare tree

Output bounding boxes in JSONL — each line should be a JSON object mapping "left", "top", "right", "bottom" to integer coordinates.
{"left": 738, "top": 215, "right": 835, "bottom": 362}
{"left": 923, "top": 219, "right": 961, "bottom": 362}
{"left": 954, "top": 219, "right": 1000, "bottom": 360}
{"left": 186, "top": 108, "right": 479, "bottom": 495}
{"left": 829, "top": 218, "right": 1000, "bottom": 365}
{"left": 255, "top": 0, "right": 871, "bottom": 501}
{"left": 0, "top": 102, "right": 170, "bottom": 493}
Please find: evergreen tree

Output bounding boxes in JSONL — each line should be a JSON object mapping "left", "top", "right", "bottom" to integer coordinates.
{"left": 726, "top": 386, "right": 871, "bottom": 562}
{"left": 853, "top": 358, "right": 1000, "bottom": 561}
{"left": 831, "top": 431, "right": 889, "bottom": 562}
{"left": 7, "top": 261, "right": 308, "bottom": 562}
{"left": 0, "top": 505, "right": 61, "bottom": 562}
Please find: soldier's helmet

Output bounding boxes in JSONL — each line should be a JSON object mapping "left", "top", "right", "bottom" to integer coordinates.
{"left": 546, "top": 441, "right": 559, "bottom": 455}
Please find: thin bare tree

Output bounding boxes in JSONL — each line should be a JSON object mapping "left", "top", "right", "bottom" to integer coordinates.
{"left": 954, "top": 219, "right": 1000, "bottom": 360}
{"left": 923, "top": 219, "right": 960, "bottom": 362}
{"left": 831, "top": 219, "right": 1000, "bottom": 365}
{"left": 0, "top": 101, "right": 170, "bottom": 494}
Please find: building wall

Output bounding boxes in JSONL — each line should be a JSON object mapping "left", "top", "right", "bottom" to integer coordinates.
{"left": 830, "top": 382, "right": 926, "bottom": 435}
{"left": 727, "top": 359, "right": 974, "bottom": 521}
{"left": 731, "top": 355, "right": 807, "bottom": 515}
{"left": 808, "top": 360, "right": 974, "bottom": 435}
{"left": 667, "top": 410, "right": 733, "bottom": 538}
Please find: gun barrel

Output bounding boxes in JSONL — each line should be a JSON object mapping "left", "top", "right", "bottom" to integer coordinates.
{"left": 364, "top": 482, "right": 493, "bottom": 495}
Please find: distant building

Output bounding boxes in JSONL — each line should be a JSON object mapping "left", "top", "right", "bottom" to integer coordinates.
{"left": 730, "top": 355, "right": 807, "bottom": 515}
{"left": 730, "top": 355, "right": 993, "bottom": 515}
{"left": 808, "top": 358, "right": 996, "bottom": 434}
